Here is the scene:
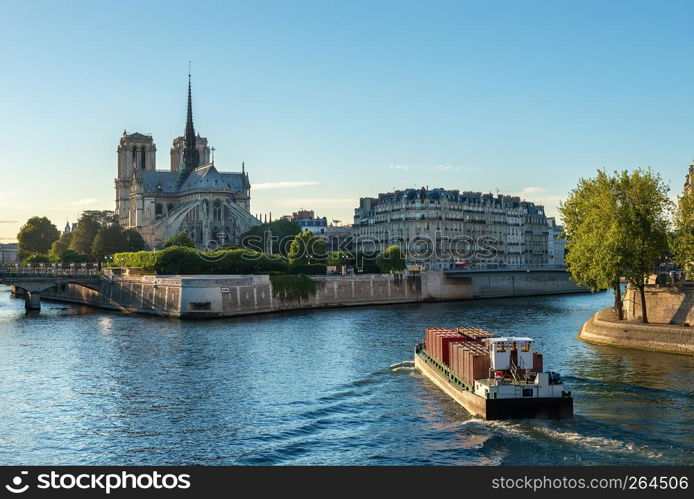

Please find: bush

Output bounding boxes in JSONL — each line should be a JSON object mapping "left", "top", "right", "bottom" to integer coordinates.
{"left": 288, "top": 263, "right": 326, "bottom": 275}
{"left": 351, "top": 252, "right": 381, "bottom": 274}
{"left": 270, "top": 274, "right": 317, "bottom": 302}
{"left": 112, "top": 247, "right": 291, "bottom": 275}
{"left": 22, "top": 253, "right": 51, "bottom": 264}
{"left": 376, "top": 245, "right": 406, "bottom": 273}
{"left": 163, "top": 232, "right": 196, "bottom": 248}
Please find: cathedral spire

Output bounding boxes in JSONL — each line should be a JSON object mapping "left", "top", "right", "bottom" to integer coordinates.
{"left": 180, "top": 64, "right": 200, "bottom": 182}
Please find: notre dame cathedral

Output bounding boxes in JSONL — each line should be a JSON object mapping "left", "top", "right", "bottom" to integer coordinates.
{"left": 115, "top": 75, "right": 259, "bottom": 249}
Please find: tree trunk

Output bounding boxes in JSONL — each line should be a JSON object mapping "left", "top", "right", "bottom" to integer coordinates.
{"left": 613, "top": 281, "right": 623, "bottom": 320}
{"left": 639, "top": 284, "right": 648, "bottom": 324}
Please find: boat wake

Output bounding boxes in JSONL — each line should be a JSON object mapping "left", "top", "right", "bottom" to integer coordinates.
{"left": 533, "top": 425, "right": 664, "bottom": 459}
{"left": 389, "top": 360, "right": 415, "bottom": 373}
{"left": 465, "top": 418, "right": 665, "bottom": 461}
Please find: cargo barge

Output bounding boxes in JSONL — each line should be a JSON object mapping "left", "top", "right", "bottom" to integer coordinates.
{"left": 414, "top": 326, "right": 573, "bottom": 419}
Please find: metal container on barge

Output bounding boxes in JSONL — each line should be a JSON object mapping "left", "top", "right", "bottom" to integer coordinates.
{"left": 414, "top": 326, "right": 573, "bottom": 419}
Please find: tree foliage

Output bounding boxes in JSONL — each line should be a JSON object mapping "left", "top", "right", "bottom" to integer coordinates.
{"left": 92, "top": 224, "right": 130, "bottom": 261}
{"left": 48, "top": 232, "right": 89, "bottom": 262}
{"left": 288, "top": 230, "right": 327, "bottom": 265}
{"left": 327, "top": 251, "right": 349, "bottom": 267}
{"left": 124, "top": 229, "right": 147, "bottom": 252}
{"left": 163, "top": 232, "right": 196, "bottom": 248}
{"left": 560, "top": 171, "right": 623, "bottom": 291}
{"left": 17, "top": 216, "right": 60, "bottom": 260}
{"left": 48, "top": 232, "right": 73, "bottom": 261}
{"left": 376, "top": 245, "right": 407, "bottom": 273}
{"left": 270, "top": 274, "right": 317, "bottom": 302}
{"left": 560, "top": 169, "right": 671, "bottom": 323}
{"left": 69, "top": 210, "right": 118, "bottom": 257}
{"left": 240, "top": 219, "right": 301, "bottom": 256}
{"left": 614, "top": 170, "right": 671, "bottom": 323}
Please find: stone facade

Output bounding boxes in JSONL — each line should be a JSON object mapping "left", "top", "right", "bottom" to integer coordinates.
{"left": 546, "top": 217, "right": 566, "bottom": 266}
{"left": 0, "top": 243, "right": 18, "bottom": 263}
{"left": 353, "top": 188, "right": 553, "bottom": 269}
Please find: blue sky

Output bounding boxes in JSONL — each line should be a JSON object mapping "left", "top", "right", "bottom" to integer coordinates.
{"left": 1, "top": 0, "right": 693, "bottom": 241}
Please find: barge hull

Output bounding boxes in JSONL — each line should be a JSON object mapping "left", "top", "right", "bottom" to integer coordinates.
{"left": 414, "top": 349, "right": 573, "bottom": 420}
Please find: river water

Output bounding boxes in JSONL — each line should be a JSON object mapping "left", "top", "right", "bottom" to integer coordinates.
{"left": 0, "top": 286, "right": 692, "bottom": 465}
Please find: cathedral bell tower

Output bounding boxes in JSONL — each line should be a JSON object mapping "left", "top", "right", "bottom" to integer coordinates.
{"left": 115, "top": 132, "right": 156, "bottom": 226}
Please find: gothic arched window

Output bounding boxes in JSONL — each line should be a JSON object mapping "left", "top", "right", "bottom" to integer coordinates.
{"left": 213, "top": 200, "right": 222, "bottom": 221}
{"left": 155, "top": 203, "right": 163, "bottom": 218}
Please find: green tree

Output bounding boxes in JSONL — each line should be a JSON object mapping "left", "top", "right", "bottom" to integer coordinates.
{"left": 69, "top": 210, "right": 118, "bottom": 258}
{"left": 376, "top": 245, "right": 407, "bottom": 273}
{"left": 327, "top": 251, "right": 349, "bottom": 267}
{"left": 48, "top": 231, "right": 74, "bottom": 261}
{"left": 17, "top": 216, "right": 60, "bottom": 261}
{"left": 92, "top": 223, "right": 130, "bottom": 261}
{"left": 288, "top": 230, "right": 327, "bottom": 264}
{"left": 58, "top": 249, "right": 90, "bottom": 263}
{"left": 614, "top": 170, "right": 671, "bottom": 324}
{"left": 673, "top": 193, "right": 694, "bottom": 279}
{"left": 560, "top": 169, "right": 671, "bottom": 324}
{"left": 241, "top": 219, "right": 301, "bottom": 256}
{"left": 163, "top": 232, "right": 196, "bottom": 248}
{"left": 124, "top": 228, "right": 147, "bottom": 251}
{"left": 560, "top": 171, "right": 626, "bottom": 318}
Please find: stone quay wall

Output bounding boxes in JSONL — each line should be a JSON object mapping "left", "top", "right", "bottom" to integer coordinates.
{"left": 579, "top": 308, "right": 694, "bottom": 355}
{"left": 623, "top": 284, "right": 694, "bottom": 325}
{"left": 37, "top": 270, "right": 586, "bottom": 319}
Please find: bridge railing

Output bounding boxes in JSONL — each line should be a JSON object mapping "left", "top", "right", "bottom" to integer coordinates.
{"left": 0, "top": 263, "right": 102, "bottom": 279}
{"left": 443, "top": 264, "right": 568, "bottom": 273}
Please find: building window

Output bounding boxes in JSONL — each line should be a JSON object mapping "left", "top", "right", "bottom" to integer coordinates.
{"left": 155, "top": 203, "right": 163, "bottom": 217}
{"left": 213, "top": 200, "right": 222, "bottom": 221}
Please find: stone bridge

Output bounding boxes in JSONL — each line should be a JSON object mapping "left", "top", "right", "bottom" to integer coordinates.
{"left": 0, "top": 265, "right": 103, "bottom": 310}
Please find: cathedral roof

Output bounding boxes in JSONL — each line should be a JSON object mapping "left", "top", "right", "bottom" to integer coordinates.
{"left": 140, "top": 171, "right": 180, "bottom": 193}
{"left": 179, "top": 164, "right": 244, "bottom": 192}
{"left": 138, "top": 166, "right": 245, "bottom": 194}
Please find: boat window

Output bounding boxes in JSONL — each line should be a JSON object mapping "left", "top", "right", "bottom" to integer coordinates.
{"left": 522, "top": 343, "right": 531, "bottom": 352}
{"left": 496, "top": 344, "right": 505, "bottom": 352}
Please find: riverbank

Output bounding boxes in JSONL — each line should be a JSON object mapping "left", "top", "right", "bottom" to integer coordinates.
{"left": 28, "top": 270, "right": 587, "bottom": 318}
{"left": 578, "top": 307, "right": 694, "bottom": 355}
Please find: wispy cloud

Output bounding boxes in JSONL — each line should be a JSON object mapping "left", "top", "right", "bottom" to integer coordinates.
{"left": 515, "top": 186, "right": 564, "bottom": 217}
{"left": 47, "top": 198, "right": 102, "bottom": 211}
{"left": 253, "top": 181, "right": 320, "bottom": 190}
{"left": 389, "top": 164, "right": 417, "bottom": 171}
{"left": 388, "top": 164, "right": 477, "bottom": 173}
{"left": 519, "top": 186, "right": 546, "bottom": 195}
{"left": 69, "top": 198, "right": 99, "bottom": 206}
{"left": 275, "top": 197, "right": 357, "bottom": 207}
